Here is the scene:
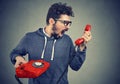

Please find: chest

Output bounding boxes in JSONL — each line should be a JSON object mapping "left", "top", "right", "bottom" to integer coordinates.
{"left": 27, "top": 38, "right": 71, "bottom": 61}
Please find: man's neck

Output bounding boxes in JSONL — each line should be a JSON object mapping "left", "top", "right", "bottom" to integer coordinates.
{"left": 44, "top": 25, "right": 53, "bottom": 37}
{"left": 44, "top": 25, "right": 63, "bottom": 37}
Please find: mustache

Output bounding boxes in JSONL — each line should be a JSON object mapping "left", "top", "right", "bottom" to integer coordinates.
{"left": 52, "top": 24, "right": 69, "bottom": 33}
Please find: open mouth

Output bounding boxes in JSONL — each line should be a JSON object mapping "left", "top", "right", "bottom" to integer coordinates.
{"left": 61, "top": 28, "right": 69, "bottom": 34}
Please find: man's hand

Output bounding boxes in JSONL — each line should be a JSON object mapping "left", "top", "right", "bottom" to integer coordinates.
{"left": 14, "top": 56, "right": 27, "bottom": 68}
{"left": 82, "top": 31, "right": 92, "bottom": 42}
{"left": 80, "top": 31, "right": 92, "bottom": 51}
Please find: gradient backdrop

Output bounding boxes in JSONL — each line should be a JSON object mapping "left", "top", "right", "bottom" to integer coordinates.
{"left": 0, "top": 0, "right": 120, "bottom": 84}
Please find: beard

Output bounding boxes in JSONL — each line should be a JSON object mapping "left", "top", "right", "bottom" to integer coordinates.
{"left": 52, "top": 24, "right": 69, "bottom": 34}
{"left": 52, "top": 24, "right": 69, "bottom": 39}
{"left": 61, "top": 28, "right": 69, "bottom": 34}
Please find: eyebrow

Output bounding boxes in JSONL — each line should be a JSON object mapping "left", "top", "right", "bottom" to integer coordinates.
{"left": 55, "top": 19, "right": 72, "bottom": 22}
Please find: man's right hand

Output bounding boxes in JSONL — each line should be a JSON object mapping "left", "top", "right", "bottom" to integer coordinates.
{"left": 14, "top": 56, "right": 27, "bottom": 68}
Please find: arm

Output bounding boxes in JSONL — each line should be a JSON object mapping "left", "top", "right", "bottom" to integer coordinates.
{"left": 10, "top": 34, "right": 28, "bottom": 67}
{"left": 69, "top": 30, "right": 92, "bottom": 71}
{"left": 69, "top": 42, "right": 86, "bottom": 71}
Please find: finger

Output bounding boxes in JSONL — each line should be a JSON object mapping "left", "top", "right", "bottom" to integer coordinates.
{"left": 84, "top": 31, "right": 91, "bottom": 37}
{"left": 82, "top": 34, "right": 92, "bottom": 42}
{"left": 22, "top": 60, "right": 27, "bottom": 64}
{"left": 82, "top": 35, "right": 88, "bottom": 42}
{"left": 82, "top": 34, "right": 89, "bottom": 39}
{"left": 14, "top": 60, "right": 27, "bottom": 68}
{"left": 14, "top": 62, "right": 20, "bottom": 68}
{"left": 84, "top": 32, "right": 92, "bottom": 38}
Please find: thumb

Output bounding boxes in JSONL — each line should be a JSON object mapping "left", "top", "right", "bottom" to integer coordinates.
{"left": 14, "top": 59, "right": 27, "bottom": 68}
{"left": 14, "top": 61, "right": 21, "bottom": 68}
{"left": 21, "top": 60, "right": 27, "bottom": 64}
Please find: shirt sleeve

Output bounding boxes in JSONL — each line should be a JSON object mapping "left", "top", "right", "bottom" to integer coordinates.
{"left": 69, "top": 40, "right": 87, "bottom": 71}
{"left": 10, "top": 34, "right": 29, "bottom": 64}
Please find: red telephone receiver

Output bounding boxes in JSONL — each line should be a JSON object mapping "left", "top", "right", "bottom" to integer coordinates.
{"left": 75, "top": 24, "right": 91, "bottom": 46}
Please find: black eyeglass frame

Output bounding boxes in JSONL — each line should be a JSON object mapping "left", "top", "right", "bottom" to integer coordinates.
{"left": 55, "top": 19, "right": 72, "bottom": 26}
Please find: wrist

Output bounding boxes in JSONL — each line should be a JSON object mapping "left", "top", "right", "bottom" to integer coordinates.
{"left": 79, "top": 42, "right": 86, "bottom": 51}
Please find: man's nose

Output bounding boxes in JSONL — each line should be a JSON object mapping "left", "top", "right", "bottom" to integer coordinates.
{"left": 66, "top": 25, "right": 70, "bottom": 29}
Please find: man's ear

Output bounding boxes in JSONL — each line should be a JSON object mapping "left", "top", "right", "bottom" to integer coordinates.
{"left": 49, "top": 18, "right": 55, "bottom": 25}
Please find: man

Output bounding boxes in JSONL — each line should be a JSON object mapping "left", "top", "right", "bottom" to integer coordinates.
{"left": 10, "top": 2, "right": 92, "bottom": 84}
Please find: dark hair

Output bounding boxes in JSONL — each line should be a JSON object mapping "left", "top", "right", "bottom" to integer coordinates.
{"left": 46, "top": 2, "right": 74, "bottom": 25}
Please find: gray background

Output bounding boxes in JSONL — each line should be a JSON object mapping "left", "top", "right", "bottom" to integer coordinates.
{"left": 0, "top": 0, "right": 120, "bottom": 84}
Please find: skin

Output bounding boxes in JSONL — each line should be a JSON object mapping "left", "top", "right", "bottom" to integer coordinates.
{"left": 45, "top": 14, "right": 71, "bottom": 37}
{"left": 14, "top": 14, "right": 92, "bottom": 68}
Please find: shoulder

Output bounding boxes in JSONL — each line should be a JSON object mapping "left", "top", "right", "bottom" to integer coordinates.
{"left": 25, "top": 28, "right": 41, "bottom": 38}
{"left": 25, "top": 31, "right": 36, "bottom": 37}
{"left": 20, "top": 30, "right": 38, "bottom": 42}
{"left": 63, "top": 34, "right": 73, "bottom": 42}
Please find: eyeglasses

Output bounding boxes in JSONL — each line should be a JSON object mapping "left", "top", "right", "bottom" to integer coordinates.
{"left": 55, "top": 19, "right": 72, "bottom": 26}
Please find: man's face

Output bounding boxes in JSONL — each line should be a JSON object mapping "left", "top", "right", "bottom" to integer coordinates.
{"left": 54, "top": 14, "right": 72, "bottom": 36}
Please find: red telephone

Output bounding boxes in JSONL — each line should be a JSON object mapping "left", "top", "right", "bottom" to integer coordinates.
{"left": 75, "top": 24, "right": 91, "bottom": 46}
{"left": 15, "top": 60, "right": 50, "bottom": 78}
